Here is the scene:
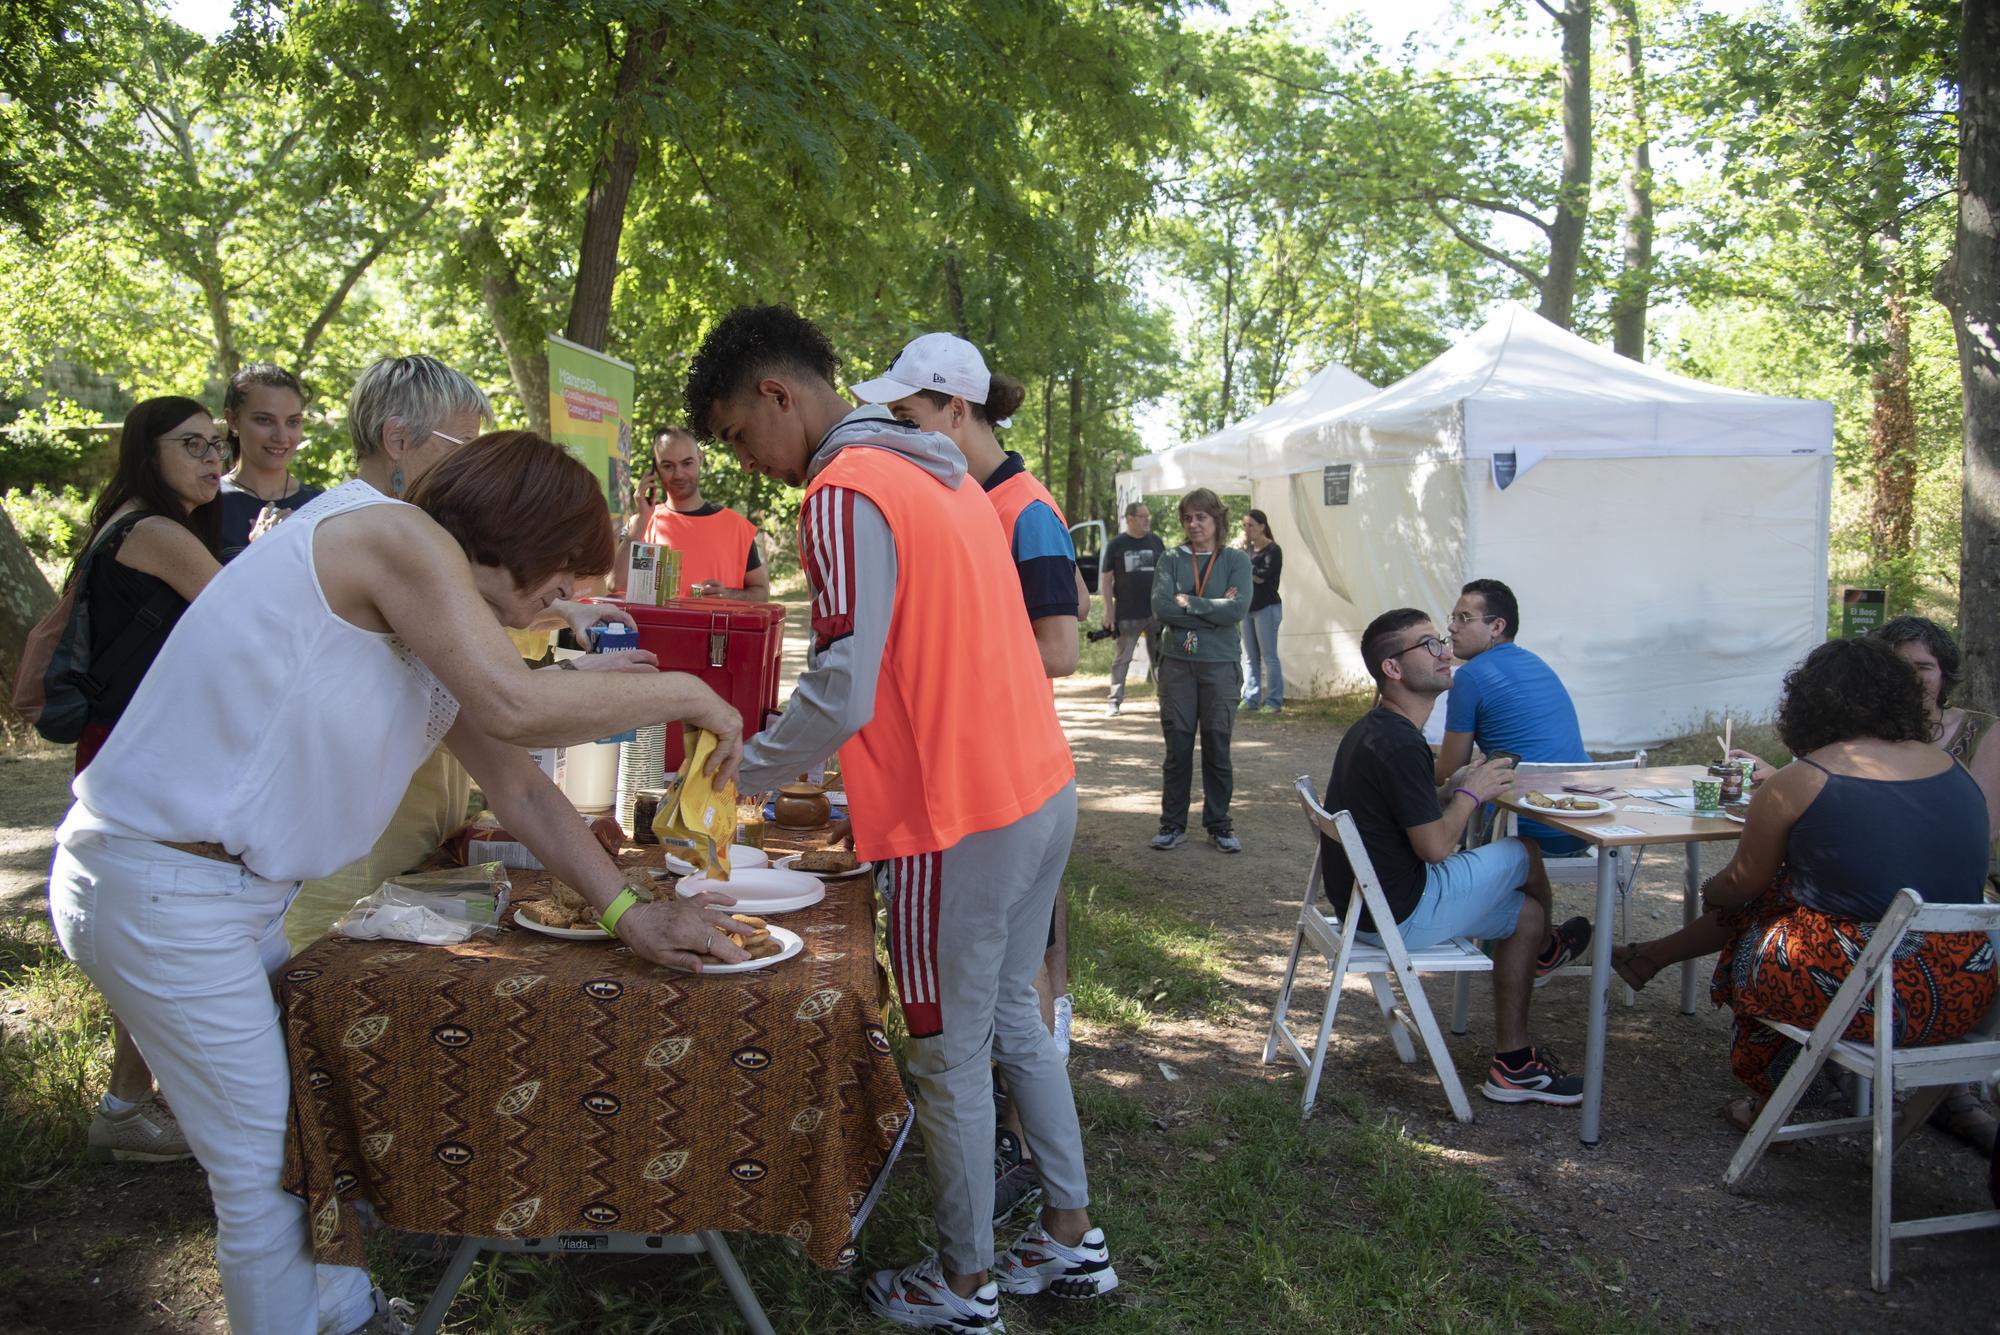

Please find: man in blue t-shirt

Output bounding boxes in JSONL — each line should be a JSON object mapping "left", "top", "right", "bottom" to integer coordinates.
{"left": 1432, "top": 578, "right": 1589, "bottom": 854}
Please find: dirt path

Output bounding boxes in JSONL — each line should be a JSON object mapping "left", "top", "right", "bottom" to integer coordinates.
{"left": 1048, "top": 670, "right": 2000, "bottom": 1333}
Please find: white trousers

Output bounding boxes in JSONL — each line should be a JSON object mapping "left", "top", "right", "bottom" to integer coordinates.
{"left": 48, "top": 831, "right": 374, "bottom": 1335}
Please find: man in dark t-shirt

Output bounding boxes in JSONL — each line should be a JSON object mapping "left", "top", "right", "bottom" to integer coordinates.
{"left": 1099, "top": 502, "right": 1165, "bottom": 715}
{"left": 1320, "top": 607, "right": 1591, "bottom": 1107}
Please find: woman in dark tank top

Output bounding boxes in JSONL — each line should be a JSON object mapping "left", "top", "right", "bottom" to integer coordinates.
{"left": 1609, "top": 638, "right": 1994, "bottom": 1127}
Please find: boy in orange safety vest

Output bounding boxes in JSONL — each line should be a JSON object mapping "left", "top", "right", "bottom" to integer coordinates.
{"left": 687, "top": 305, "right": 1118, "bottom": 1333}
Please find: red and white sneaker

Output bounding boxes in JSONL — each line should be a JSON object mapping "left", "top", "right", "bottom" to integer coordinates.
{"left": 863, "top": 1256, "right": 1003, "bottom": 1332}
{"left": 993, "top": 1221, "right": 1119, "bottom": 1300}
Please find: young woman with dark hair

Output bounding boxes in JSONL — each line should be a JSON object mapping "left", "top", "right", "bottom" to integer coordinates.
{"left": 47, "top": 430, "right": 749, "bottom": 1335}
{"left": 217, "top": 364, "right": 321, "bottom": 560}
{"left": 1613, "top": 638, "right": 1995, "bottom": 1130}
{"left": 61, "top": 395, "right": 227, "bottom": 1167}
{"left": 1239, "top": 507, "right": 1284, "bottom": 711}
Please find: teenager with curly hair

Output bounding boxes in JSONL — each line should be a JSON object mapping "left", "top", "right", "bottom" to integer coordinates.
{"left": 1612, "top": 637, "right": 1995, "bottom": 1131}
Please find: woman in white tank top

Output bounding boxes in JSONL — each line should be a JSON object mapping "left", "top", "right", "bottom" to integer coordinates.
{"left": 49, "top": 427, "right": 754, "bottom": 1335}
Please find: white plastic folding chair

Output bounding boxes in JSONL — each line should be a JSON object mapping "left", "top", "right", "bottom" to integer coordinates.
{"left": 1722, "top": 889, "right": 2000, "bottom": 1291}
{"left": 1452, "top": 752, "right": 1648, "bottom": 1034}
{"left": 1264, "top": 776, "right": 1494, "bottom": 1122}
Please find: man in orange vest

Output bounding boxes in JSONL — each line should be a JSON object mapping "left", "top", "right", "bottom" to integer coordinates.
{"left": 688, "top": 305, "right": 1117, "bottom": 1332}
{"left": 619, "top": 426, "right": 771, "bottom": 600}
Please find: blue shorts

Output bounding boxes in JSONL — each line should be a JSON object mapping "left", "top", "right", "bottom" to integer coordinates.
{"left": 1362, "top": 838, "right": 1530, "bottom": 949}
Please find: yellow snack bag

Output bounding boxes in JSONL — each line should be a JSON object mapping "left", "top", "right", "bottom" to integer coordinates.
{"left": 652, "top": 727, "right": 738, "bottom": 879}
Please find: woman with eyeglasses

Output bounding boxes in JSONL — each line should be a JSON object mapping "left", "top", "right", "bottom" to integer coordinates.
{"left": 58, "top": 395, "right": 227, "bottom": 1169}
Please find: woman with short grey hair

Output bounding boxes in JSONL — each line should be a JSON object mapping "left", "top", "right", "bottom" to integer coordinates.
{"left": 345, "top": 354, "right": 495, "bottom": 495}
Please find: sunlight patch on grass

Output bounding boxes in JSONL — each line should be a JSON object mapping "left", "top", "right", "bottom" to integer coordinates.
{"left": 1065, "top": 857, "right": 1233, "bottom": 1032}
{"left": 0, "top": 915, "right": 110, "bottom": 1209}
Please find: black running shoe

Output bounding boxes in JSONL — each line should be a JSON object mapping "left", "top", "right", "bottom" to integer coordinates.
{"left": 1481, "top": 1046, "right": 1585, "bottom": 1105}
{"left": 992, "top": 1130, "right": 1043, "bottom": 1225}
{"left": 1533, "top": 915, "right": 1592, "bottom": 985}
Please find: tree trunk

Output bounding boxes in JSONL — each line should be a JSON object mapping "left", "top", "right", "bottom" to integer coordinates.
{"left": 1217, "top": 242, "right": 1237, "bottom": 432}
{"left": 943, "top": 252, "right": 969, "bottom": 338}
{"left": 1065, "top": 371, "right": 1085, "bottom": 521}
{"left": 564, "top": 20, "right": 670, "bottom": 351}
{"left": 1951, "top": 0, "right": 2000, "bottom": 711}
{"left": 475, "top": 226, "right": 552, "bottom": 434}
{"left": 1040, "top": 378, "right": 1055, "bottom": 479}
{"left": 1608, "top": 0, "right": 1653, "bottom": 359}
{"left": 1538, "top": 0, "right": 1593, "bottom": 330}
{"left": 1867, "top": 283, "right": 1918, "bottom": 555}
{"left": 0, "top": 507, "right": 56, "bottom": 729}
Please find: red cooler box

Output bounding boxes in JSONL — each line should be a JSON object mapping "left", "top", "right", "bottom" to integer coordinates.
{"left": 615, "top": 599, "right": 788, "bottom": 775}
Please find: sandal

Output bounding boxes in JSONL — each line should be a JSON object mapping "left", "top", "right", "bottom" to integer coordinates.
{"left": 1611, "top": 943, "right": 1660, "bottom": 992}
{"left": 1929, "top": 1087, "right": 2000, "bottom": 1156}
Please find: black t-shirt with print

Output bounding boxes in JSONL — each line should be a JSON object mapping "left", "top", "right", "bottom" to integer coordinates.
{"left": 1101, "top": 531, "right": 1164, "bottom": 615}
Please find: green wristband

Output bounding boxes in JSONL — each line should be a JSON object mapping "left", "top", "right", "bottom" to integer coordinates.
{"left": 598, "top": 884, "right": 648, "bottom": 935}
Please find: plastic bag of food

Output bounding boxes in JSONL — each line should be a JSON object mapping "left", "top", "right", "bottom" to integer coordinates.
{"left": 653, "top": 727, "right": 738, "bottom": 879}
{"left": 333, "top": 862, "right": 512, "bottom": 944}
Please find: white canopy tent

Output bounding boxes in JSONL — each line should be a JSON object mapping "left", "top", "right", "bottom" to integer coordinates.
{"left": 1255, "top": 304, "right": 1834, "bottom": 750}
{"left": 1116, "top": 362, "right": 1376, "bottom": 505}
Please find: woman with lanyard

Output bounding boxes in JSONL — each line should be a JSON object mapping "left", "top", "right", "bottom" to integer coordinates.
{"left": 216, "top": 364, "right": 321, "bottom": 561}
{"left": 1150, "top": 488, "right": 1252, "bottom": 853}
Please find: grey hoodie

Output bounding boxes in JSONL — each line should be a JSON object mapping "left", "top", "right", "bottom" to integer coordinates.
{"left": 737, "top": 407, "right": 968, "bottom": 793}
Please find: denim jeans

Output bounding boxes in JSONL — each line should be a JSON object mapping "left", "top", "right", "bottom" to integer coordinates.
{"left": 1242, "top": 602, "right": 1284, "bottom": 707}
{"left": 48, "top": 831, "right": 375, "bottom": 1335}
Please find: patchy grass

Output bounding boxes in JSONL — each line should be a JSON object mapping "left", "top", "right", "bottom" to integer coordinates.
{"left": 1066, "top": 855, "right": 1234, "bottom": 1031}
{"left": 0, "top": 865, "right": 1662, "bottom": 1333}
{"left": 0, "top": 914, "right": 109, "bottom": 1212}
{"left": 1639, "top": 718, "right": 1790, "bottom": 772}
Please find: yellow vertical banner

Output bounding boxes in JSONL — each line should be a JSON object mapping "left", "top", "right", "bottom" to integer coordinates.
{"left": 545, "top": 334, "right": 637, "bottom": 515}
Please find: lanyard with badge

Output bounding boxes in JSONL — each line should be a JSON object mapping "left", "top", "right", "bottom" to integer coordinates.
{"left": 1182, "top": 550, "right": 1216, "bottom": 655}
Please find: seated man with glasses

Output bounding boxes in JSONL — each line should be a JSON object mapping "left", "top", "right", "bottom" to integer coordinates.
{"left": 1322, "top": 608, "right": 1591, "bottom": 1105}
{"left": 1432, "top": 578, "right": 1590, "bottom": 855}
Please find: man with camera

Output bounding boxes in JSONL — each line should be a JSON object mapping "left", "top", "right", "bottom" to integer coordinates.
{"left": 1098, "top": 502, "right": 1164, "bottom": 716}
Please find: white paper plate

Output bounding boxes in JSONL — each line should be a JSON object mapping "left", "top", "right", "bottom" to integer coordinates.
{"left": 512, "top": 907, "right": 614, "bottom": 940}
{"left": 663, "top": 845, "right": 769, "bottom": 877}
{"left": 1517, "top": 795, "right": 1617, "bottom": 819}
{"left": 774, "top": 852, "right": 874, "bottom": 881}
{"left": 697, "top": 923, "right": 803, "bottom": 974}
{"left": 675, "top": 867, "right": 826, "bottom": 915}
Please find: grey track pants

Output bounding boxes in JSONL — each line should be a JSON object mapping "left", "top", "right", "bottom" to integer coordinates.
{"left": 881, "top": 780, "right": 1087, "bottom": 1275}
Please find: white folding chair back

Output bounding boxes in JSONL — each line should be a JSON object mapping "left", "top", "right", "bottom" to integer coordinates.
{"left": 1453, "top": 751, "right": 1648, "bottom": 1032}
{"left": 1722, "top": 889, "right": 2000, "bottom": 1291}
{"left": 1263, "top": 776, "right": 1493, "bottom": 1122}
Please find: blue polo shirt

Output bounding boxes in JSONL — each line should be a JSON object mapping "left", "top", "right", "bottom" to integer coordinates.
{"left": 1446, "top": 642, "right": 1588, "bottom": 852}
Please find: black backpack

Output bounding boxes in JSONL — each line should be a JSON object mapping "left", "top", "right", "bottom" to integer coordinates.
{"left": 11, "top": 512, "right": 185, "bottom": 744}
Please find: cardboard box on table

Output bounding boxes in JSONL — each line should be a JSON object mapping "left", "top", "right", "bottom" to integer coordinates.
{"left": 613, "top": 598, "right": 787, "bottom": 778}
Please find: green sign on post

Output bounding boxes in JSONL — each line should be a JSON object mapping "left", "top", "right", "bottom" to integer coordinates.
{"left": 545, "top": 334, "right": 637, "bottom": 514}
{"left": 1840, "top": 587, "right": 1886, "bottom": 638}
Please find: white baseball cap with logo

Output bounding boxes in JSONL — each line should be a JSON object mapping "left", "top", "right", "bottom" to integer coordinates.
{"left": 850, "top": 332, "right": 991, "bottom": 406}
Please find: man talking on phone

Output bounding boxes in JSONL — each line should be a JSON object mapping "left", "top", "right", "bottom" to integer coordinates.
{"left": 620, "top": 426, "right": 771, "bottom": 601}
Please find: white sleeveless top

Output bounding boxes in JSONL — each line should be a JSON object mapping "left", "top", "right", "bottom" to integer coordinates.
{"left": 62, "top": 481, "right": 460, "bottom": 882}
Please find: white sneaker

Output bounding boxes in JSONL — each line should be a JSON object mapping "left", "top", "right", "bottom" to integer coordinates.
{"left": 345, "top": 1287, "right": 415, "bottom": 1335}
{"left": 994, "top": 1222, "right": 1118, "bottom": 1299}
{"left": 864, "top": 1256, "right": 1003, "bottom": 1331}
{"left": 87, "top": 1095, "right": 193, "bottom": 1163}
{"left": 1104, "top": 702, "right": 1121, "bottom": 717}
{"left": 1052, "top": 992, "right": 1073, "bottom": 1059}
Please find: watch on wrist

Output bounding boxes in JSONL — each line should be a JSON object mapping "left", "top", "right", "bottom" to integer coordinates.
{"left": 598, "top": 881, "right": 655, "bottom": 934}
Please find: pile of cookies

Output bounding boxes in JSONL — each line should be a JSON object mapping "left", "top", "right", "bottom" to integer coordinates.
{"left": 706, "top": 913, "right": 783, "bottom": 962}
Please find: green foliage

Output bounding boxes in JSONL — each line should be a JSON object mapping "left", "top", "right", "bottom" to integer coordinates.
{"left": 0, "top": 916, "right": 109, "bottom": 1211}
{"left": 1, "top": 484, "right": 91, "bottom": 563}
{"left": 0, "top": 399, "right": 103, "bottom": 491}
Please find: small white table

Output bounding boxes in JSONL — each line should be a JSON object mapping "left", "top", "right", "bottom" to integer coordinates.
{"left": 1496, "top": 765, "right": 1745, "bottom": 1145}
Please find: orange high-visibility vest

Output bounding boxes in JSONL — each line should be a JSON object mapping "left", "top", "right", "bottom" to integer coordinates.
{"left": 642, "top": 505, "right": 757, "bottom": 591}
{"left": 987, "top": 467, "right": 1067, "bottom": 550}
{"left": 806, "top": 447, "right": 1074, "bottom": 861}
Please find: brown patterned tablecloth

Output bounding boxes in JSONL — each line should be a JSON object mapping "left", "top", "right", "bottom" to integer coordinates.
{"left": 280, "top": 840, "right": 907, "bottom": 1272}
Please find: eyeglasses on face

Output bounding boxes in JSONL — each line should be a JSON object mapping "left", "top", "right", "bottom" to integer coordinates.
{"left": 167, "top": 432, "right": 231, "bottom": 461}
{"left": 1446, "top": 611, "right": 1496, "bottom": 628}
{"left": 1394, "top": 634, "right": 1451, "bottom": 659}
{"left": 428, "top": 428, "right": 471, "bottom": 448}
